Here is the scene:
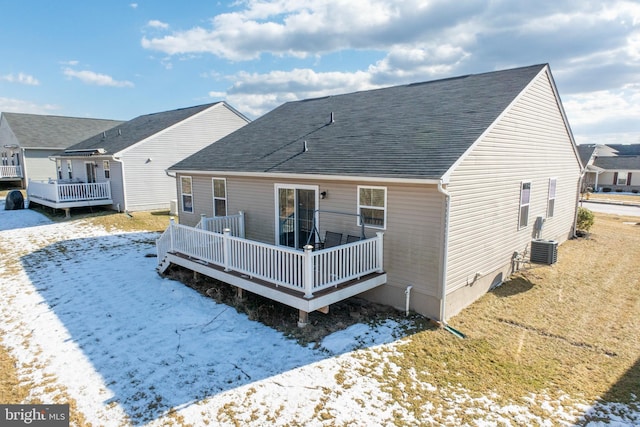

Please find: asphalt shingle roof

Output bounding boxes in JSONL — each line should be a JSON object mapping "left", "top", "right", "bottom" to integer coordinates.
{"left": 594, "top": 155, "right": 640, "bottom": 170}
{"left": 2, "top": 113, "right": 123, "bottom": 149}
{"left": 171, "top": 64, "right": 547, "bottom": 180}
{"left": 62, "top": 103, "right": 222, "bottom": 155}
{"left": 577, "top": 144, "right": 597, "bottom": 166}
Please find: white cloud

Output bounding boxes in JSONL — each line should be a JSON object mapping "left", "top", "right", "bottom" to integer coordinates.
{"left": 63, "top": 68, "right": 134, "bottom": 88}
{"left": 147, "top": 20, "right": 169, "bottom": 30}
{"left": 60, "top": 60, "right": 80, "bottom": 66}
{"left": 563, "top": 87, "right": 640, "bottom": 144}
{"left": 0, "top": 73, "right": 40, "bottom": 86}
{"left": 0, "top": 97, "right": 59, "bottom": 114}
{"left": 130, "top": 3, "right": 138, "bottom": 9}
{"left": 212, "top": 68, "right": 376, "bottom": 117}
{"left": 141, "top": 0, "right": 482, "bottom": 61}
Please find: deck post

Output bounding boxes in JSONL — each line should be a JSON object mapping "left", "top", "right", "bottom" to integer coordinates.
{"left": 238, "top": 211, "right": 246, "bottom": 238}
{"left": 376, "top": 231, "right": 384, "bottom": 273}
{"left": 303, "top": 244, "right": 314, "bottom": 299}
{"left": 223, "top": 228, "right": 232, "bottom": 272}
{"left": 169, "top": 219, "right": 175, "bottom": 252}
{"left": 200, "top": 213, "right": 206, "bottom": 230}
{"left": 298, "top": 310, "right": 309, "bottom": 328}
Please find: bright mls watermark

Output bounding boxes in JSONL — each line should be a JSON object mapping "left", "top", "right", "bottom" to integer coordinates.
{"left": 0, "top": 404, "right": 69, "bottom": 426}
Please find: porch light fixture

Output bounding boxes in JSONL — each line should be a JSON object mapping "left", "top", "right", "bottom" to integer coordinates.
{"left": 320, "top": 191, "right": 327, "bottom": 199}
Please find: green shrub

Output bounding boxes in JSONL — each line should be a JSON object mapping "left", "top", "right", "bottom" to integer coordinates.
{"left": 577, "top": 206, "right": 595, "bottom": 232}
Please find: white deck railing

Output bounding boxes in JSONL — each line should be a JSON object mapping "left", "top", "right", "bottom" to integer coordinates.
{"left": 0, "top": 165, "right": 22, "bottom": 178}
{"left": 196, "top": 212, "right": 245, "bottom": 238}
{"left": 28, "top": 180, "right": 111, "bottom": 203}
{"left": 157, "top": 219, "right": 384, "bottom": 298}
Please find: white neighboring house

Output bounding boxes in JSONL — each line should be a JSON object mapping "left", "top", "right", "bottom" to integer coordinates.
{"left": 28, "top": 102, "right": 250, "bottom": 216}
{"left": 0, "top": 113, "right": 123, "bottom": 188}
{"left": 577, "top": 144, "right": 640, "bottom": 193}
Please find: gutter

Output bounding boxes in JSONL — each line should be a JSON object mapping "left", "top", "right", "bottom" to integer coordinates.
{"left": 436, "top": 179, "right": 451, "bottom": 324}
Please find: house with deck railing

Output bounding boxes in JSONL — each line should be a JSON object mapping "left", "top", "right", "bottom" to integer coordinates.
{"left": 30, "top": 102, "right": 249, "bottom": 216}
{"left": 0, "top": 112, "right": 122, "bottom": 188}
{"left": 157, "top": 64, "right": 583, "bottom": 326}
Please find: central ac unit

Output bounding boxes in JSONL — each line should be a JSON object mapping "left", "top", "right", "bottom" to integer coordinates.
{"left": 530, "top": 239, "right": 558, "bottom": 265}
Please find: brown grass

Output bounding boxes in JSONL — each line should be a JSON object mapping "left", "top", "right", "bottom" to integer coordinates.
{"left": 29, "top": 204, "right": 174, "bottom": 232}
{"left": 587, "top": 192, "right": 640, "bottom": 204}
{"left": 369, "top": 212, "right": 640, "bottom": 419}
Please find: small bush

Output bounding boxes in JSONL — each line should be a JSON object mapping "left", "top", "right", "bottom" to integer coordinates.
{"left": 577, "top": 206, "right": 595, "bottom": 232}
{"left": 615, "top": 188, "right": 624, "bottom": 192}
{"left": 602, "top": 187, "right": 611, "bottom": 192}
{"left": 632, "top": 189, "right": 639, "bottom": 194}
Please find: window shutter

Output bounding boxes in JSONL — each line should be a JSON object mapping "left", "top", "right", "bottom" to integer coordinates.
{"left": 627, "top": 172, "right": 632, "bottom": 186}
{"left": 613, "top": 172, "right": 618, "bottom": 185}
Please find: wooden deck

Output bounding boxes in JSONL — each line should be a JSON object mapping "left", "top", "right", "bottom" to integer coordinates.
{"left": 27, "top": 180, "right": 113, "bottom": 215}
{"left": 156, "top": 218, "right": 387, "bottom": 316}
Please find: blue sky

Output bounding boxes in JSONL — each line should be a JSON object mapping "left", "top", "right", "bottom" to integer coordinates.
{"left": 1, "top": 1, "right": 639, "bottom": 145}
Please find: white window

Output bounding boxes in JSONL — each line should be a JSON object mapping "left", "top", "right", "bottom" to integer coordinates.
{"left": 547, "top": 178, "right": 557, "bottom": 218}
{"left": 56, "top": 159, "right": 62, "bottom": 179}
{"left": 358, "top": 186, "right": 386, "bottom": 229}
{"left": 617, "top": 171, "right": 628, "bottom": 185}
{"left": 103, "top": 160, "right": 110, "bottom": 179}
{"left": 519, "top": 181, "right": 531, "bottom": 229}
{"left": 212, "top": 178, "right": 227, "bottom": 216}
{"left": 180, "top": 176, "right": 193, "bottom": 213}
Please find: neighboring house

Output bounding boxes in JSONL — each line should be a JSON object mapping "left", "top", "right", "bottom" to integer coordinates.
{"left": 577, "top": 144, "right": 640, "bottom": 192}
{"left": 157, "top": 64, "right": 582, "bottom": 325}
{"left": 28, "top": 102, "right": 250, "bottom": 215}
{"left": 0, "top": 112, "right": 123, "bottom": 188}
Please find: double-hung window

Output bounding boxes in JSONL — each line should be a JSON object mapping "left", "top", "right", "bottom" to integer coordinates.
{"left": 519, "top": 181, "right": 531, "bottom": 229}
{"left": 358, "top": 186, "right": 386, "bottom": 229}
{"left": 103, "top": 160, "right": 110, "bottom": 179}
{"left": 181, "top": 176, "right": 193, "bottom": 213}
{"left": 212, "top": 178, "right": 227, "bottom": 216}
{"left": 547, "top": 178, "right": 557, "bottom": 218}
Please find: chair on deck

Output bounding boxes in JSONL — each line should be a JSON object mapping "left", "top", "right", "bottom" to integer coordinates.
{"left": 323, "top": 231, "right": 343, "bottom": 248}
{"left": 346, "top": 234, "right": 362, "bottom": 243}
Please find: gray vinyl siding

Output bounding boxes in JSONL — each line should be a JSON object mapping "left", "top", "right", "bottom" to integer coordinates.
{"left": 179, "top": 173, "right": 446, "bottom": 311}
{"left": 446, "top": 69, "right": 581, "bottom": 304}
{"left": 121, "top": 104, "right": 248, "bottom": 212}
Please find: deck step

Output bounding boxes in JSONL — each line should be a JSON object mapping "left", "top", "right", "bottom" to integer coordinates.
{"left": 157, "top": 256, "right": 171, "bottom": 274}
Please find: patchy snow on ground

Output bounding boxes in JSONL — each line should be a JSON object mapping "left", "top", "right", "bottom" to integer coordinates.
{"left": 0, "top": 202, "right": 638, "bottom": 426}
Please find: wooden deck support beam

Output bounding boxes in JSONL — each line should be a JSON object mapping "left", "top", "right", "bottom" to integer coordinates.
{"left": 297, "top": 310, "right": 309, "bottom": 328}
{"left": 235, "top": 287, "right": 245, "bottom": 301}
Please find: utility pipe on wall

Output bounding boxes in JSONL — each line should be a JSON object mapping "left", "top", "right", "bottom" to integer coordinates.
{"left": 436, "top": 180, "right": 451, "bottom": 324}
{"left": 404, "top": 285, "right": 413, "bottom": 316}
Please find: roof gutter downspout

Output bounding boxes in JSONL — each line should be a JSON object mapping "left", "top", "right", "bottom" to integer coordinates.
{"left": 574, "top": 167, "right": 587, "bottom": 238}
{"left": 436, "top": 179, "right": 451, "bottom": 325}
{"left": 111, "top": 156, "right": 127, "bottom": 212}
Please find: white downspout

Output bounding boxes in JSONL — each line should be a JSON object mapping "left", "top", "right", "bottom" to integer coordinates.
{"left": 404, "top": 285, "right": 413, "bottom": 316}
{"left": 112, "top": 156, "right": 127, "bottom": 212}
{"left": 437, "top": 180, "right": 451, "bottom": 324}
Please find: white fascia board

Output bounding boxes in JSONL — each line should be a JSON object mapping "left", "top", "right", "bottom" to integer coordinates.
{"left": 168, "top": 170, "right": 442, "bottom": 185}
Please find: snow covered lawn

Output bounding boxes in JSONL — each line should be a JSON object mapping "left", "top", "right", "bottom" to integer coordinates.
{"left": 0, "top": 204, "right": 638, "bottom": 426}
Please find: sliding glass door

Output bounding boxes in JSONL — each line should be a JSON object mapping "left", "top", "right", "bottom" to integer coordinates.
{"left": 276, "top": 185, "right": 318, "bottom": 249}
